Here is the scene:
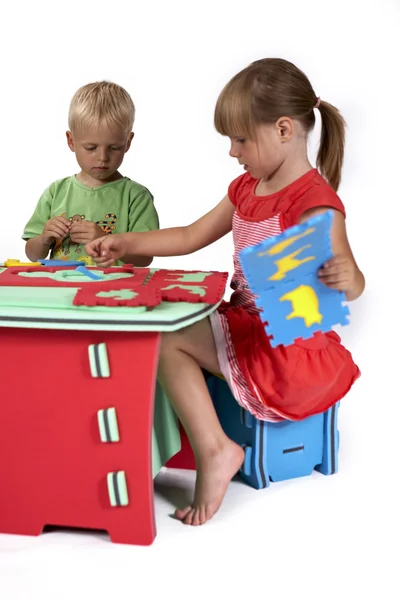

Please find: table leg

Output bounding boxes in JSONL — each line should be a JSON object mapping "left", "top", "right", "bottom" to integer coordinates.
{"left": 0, "top": 327, "right": 160, "bottom": 546}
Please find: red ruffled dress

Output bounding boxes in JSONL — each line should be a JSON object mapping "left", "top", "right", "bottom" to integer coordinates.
{"left": 209, "top": 169, "right": 360, "bottom": 422}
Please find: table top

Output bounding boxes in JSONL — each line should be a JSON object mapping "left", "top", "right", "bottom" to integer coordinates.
{"left": 0, "top": 266, "right": 223, "bottom": 331}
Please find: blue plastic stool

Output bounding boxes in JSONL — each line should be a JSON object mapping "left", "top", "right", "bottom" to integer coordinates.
{"left": 206, "top": 374, "right": 340, "bottom": 490}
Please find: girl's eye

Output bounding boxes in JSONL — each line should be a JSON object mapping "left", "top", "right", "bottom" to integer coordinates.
{"left": 236, "top": 138, "right": 246, "bottom": 144}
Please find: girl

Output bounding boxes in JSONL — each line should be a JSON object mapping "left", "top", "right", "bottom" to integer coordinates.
{"left": 85, "top": 58, "right": 364, "bottom": 527}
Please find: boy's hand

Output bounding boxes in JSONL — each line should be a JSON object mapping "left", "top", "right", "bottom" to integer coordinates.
{"left": 42, "top": 216, "right": 70, "bottom": 244}
{"left": 69, "top": 221, "right": 105, "bottom": 245}
{"left": 85, "top": 233, "right": 129, "bottom": 268}
{"left": 318, "top": 254, "right": 358, "bottom": 293}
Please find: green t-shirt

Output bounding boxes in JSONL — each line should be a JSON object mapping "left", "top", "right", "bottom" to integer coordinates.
{"left": 23, "top": 176, "right": 159, "bottom": 264}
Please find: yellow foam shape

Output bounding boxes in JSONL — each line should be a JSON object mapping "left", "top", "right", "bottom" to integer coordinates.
{"left": 5, "top": 259, "right": 41, "bottom": 267}
{"left": 280, "top": 284, "right": 322, "bottom": 327}
{"left": 258, "top": 227, "right": 315, "bottom": 257}
{"left": 269, "top": 245, "right": 315, "bottom": 281}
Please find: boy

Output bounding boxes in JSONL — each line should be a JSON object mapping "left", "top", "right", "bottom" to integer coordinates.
{"left": 23, "top": 81, "right": 158, "bottom": 266}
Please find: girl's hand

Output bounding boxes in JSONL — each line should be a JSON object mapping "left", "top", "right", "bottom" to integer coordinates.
{"left": 318, "top": 254, "right": 358, "bottom": 293}
{"left": 85, "top": 234, "right": 129, "bottom": 268}
{"left": 300, "top": 207, "right": 365, "bottom": 301}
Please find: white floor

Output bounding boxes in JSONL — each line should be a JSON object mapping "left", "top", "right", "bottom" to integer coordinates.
{"left": 1, "top": 394, "right": 397, "bottom": 600}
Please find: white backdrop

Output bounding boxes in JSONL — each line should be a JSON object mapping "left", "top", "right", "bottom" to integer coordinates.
{"left": 1, "top": 1, "right": 399, "bottom": 598}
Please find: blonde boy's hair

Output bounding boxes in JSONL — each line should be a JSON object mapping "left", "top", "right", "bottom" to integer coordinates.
{"left": 68, "top": 81, "right": 135, "bottom": 134}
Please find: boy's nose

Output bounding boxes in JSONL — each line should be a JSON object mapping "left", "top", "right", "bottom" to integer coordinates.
{"left": 99, "top": 149, "right": 110, "bottom": 162}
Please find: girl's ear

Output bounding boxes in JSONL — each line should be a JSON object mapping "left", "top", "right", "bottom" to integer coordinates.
{"left": 275, "top": 117, "right": 294, "bottom": 142}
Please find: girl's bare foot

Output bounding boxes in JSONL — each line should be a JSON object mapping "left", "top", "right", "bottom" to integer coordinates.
{"left": 175, "top": 439, "right": 245, "bottom": 525}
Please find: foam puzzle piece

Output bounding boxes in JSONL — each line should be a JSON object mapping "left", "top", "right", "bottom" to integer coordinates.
{"left": 75, "top": 282, "right": 161, "bottom": 307}
{"left": 73, "top": 269, "right": 228, "bottom": 307}
{"left": 88, "top": 343, "right": 110, "bottom": 378}
{"left": 149, "top": 270, "right": 229, "bottom": 304}
{"left": 107, "top": 471, "right": 129, "bottom": 507}
{"left": 4, "top": 259, "right": 42, "bottom": 266}
{"left": 239, "top": 211, "right": 350, "bottom": 347}
{"left": 97, "top": 407, "right": 120, "bottom": 443}
{"left": 39, "top": 259, "right": 83, "bottom": 266}
{"left": 0, "top": 266, "right": 147, "bottom": 288}
{"left": 75, "top": 265, "right": 103, "bottom": 280}
{"left": 0, "top": 265, "right": 228, "bottom": 308}
{"left": 255, "top": 273, "right": 350, "bottom": 347}
{"left": 240, "top": 211, "right": 334, "bottom": 292}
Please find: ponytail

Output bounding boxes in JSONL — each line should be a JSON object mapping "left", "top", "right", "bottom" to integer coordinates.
{"left": 316, "top": 101, "right": 346, "bottom": 191}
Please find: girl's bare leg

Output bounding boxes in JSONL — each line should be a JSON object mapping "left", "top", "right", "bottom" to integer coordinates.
{"left": 158, "top": 317, "right": 244, "bottom": 525}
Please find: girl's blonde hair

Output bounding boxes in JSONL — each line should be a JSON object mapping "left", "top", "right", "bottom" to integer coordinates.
{"left": 68, "top": 81, "right": 135, "bottom": 134}
{"left": 214, "top": 58, "right": 345, "bottom": 191}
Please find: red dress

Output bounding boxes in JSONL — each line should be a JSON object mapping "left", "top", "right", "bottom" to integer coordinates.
{"left": 209, "top": 169, "right": 360, "bottom": 422}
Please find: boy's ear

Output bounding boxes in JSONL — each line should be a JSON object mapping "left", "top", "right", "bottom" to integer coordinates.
{"left": 125, "top": 131, "right": 134, "bottom": 152}
{"left": 66, "top": 131, "right": 75, "bottom": 152}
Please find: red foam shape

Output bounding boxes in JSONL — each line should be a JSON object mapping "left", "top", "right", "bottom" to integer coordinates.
{"left": 0, "top": 266, "right": 228, "bottom": 305}
{"left": 74, "top": 281, "right": 161, "bottom": 307}
{"left": 148, "top": 270, "right": 228, "bottom": 304}
{"left": 165, "top": 423, "right": 196, "bottom": 470}
{"left": 0, "top": 328, "right": 160, "bottom": 545}
{"left": 0, "top": 266, "right": 149, "bottom": 288}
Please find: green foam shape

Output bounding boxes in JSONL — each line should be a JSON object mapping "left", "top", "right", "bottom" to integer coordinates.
{"left": 165, "top": 271, "right": 213, "bottom": 283}
{"left": 18, "top": 270, "right": 133, "bottom": 283}
{"left": 162, "top": 284, "right": 207, "bottom": 297}
{"left": 88, "top": 343, "right": 110, "bottom": 378}
{"left": 97, "top": 289, "right": 138, "bottom": 300}
{"left": 97, "top": 407, "right": 120, "bottom": 443}
{"left": 107, "top": 471, "right": 129, "bottom": 507}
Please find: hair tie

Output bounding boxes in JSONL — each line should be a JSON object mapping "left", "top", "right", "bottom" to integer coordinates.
{"left": 314, "top": 97, "right": 321, "bottom": 109}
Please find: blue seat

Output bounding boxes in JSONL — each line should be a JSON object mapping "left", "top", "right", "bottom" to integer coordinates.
{"left": 206, "top": 374, "right": 339, "bottom": 490}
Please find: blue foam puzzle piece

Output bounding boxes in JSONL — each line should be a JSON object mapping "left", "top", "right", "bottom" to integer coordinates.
{"left": 239, "top": 210, "right": 350, "bottom": 347}
{"left": 75, "top": 265, "right": 103, "bottom": 280}
{"left": 240, "top": 211, "right": 333, "bottom": 293}
{"left": 255, "top": 273, "right": 350, "bottom": 347}
{"left": 39, "top": 259, "right": 83, "bottom": 267}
